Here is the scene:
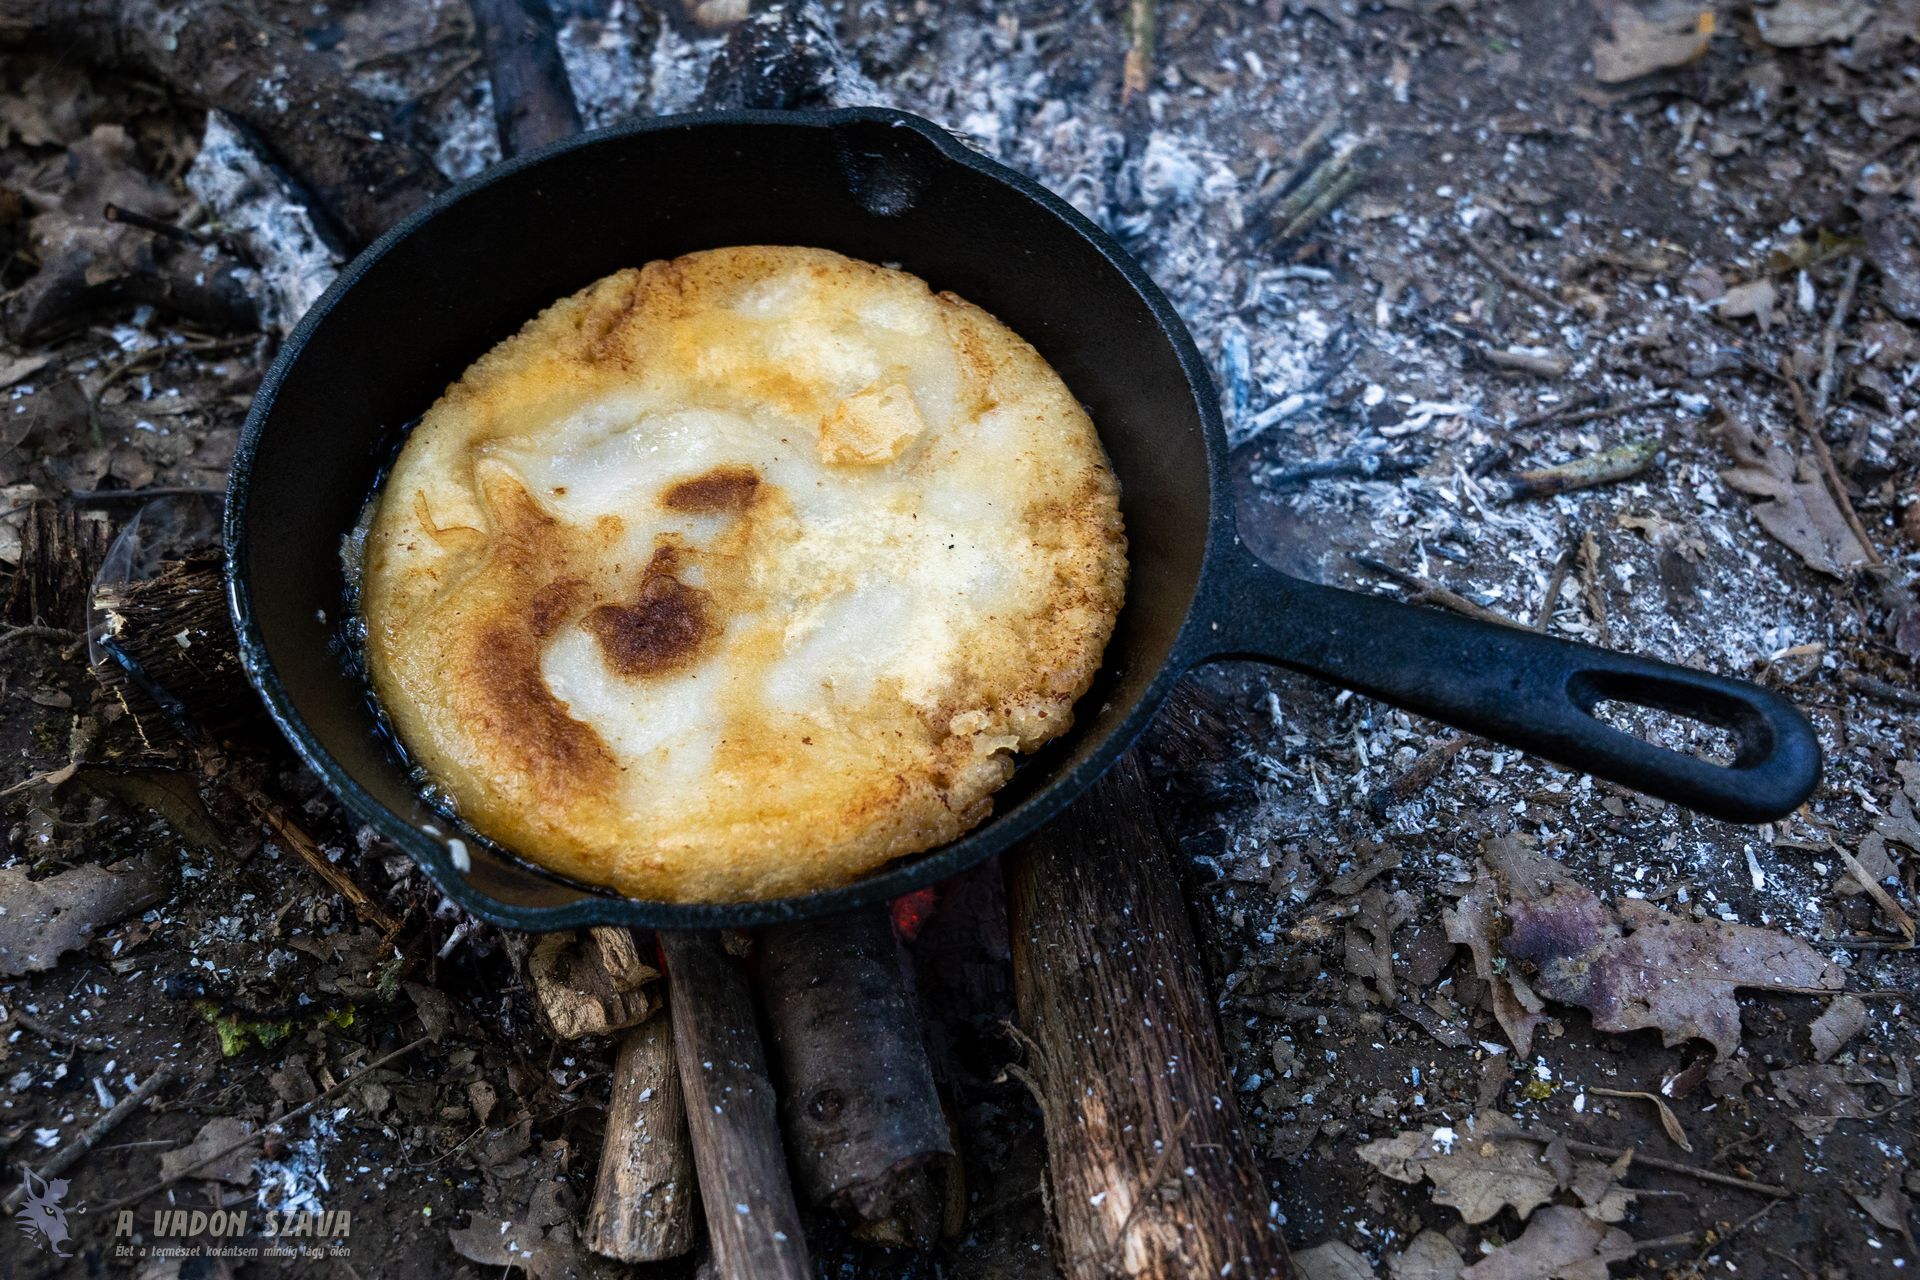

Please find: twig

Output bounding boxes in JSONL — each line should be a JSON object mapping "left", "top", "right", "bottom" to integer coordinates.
{"left": 1349, "top": 554, "right": 1524, "bottom": 629}
{"left": 1366, "top": 733, "right": 1470, "bottom": 816}
{"left": 0, "top": 623, "right": 80, "bottom": 649}
{"left": 1579, "top": 526, "right": 1611, "bottom": 647}
{"left": 87, "top": 347, "right": 167, "bottom": 445}
{"left": 1507, "top": 1132, "right": 1790, "bottom": 1198}
{"left": 93, "top": 1036, "right": 431, "bottom": 1218}
{"left": 1588, "top": 1086, "right": 1692, "bottom": 1152}
{"left": 1535, "top": 543, "right": 1577, "bottom": 631}
{"left": 1255, "top": 110, "right": 1339, "bottom": 205}
{"left": 103, "top": 202, "right": 219, "bottom": 251}
{"left": 0, "top": 1067, "right": 177, "bottom": 1213}
{"left": 1782, "top": 365, "right": 1881, "bottom": 568}
{"left": 1462, "top": 233, "right": 1571, "bottom": 316}
{"left": 1830, "top": 839, "right": 1915, "bottom": 950}
{"left": 1814, "top": 257, "right": 1862, "bottom": 416}
{"left": 1265, "top": 451, "right": 1428, "bottom": 488}
{"left": 1122, "top": 0, "right": 1154, "bottom": 102}
{"left": 247, "top": 788, "right": 402, "bottom": 937}
{"left": 1840, "top": 669, "right": 1920, "bottom": 711}
{"left": 1495, "top": 438, "right": 1659, "bottom": 502}
{"left": 1275, "top": 164, "right": 1360, "bottom": 243}
{"left": 4, "top": 1006, "right": 110, "bottom": 1052}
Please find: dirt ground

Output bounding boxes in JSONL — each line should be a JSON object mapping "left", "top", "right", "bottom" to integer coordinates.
{"left": 2, "top": 0, "right": 1919, "bottom": 1277}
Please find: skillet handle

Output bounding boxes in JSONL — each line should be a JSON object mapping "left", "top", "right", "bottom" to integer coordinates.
{"left": 1194, "top": 545, "right": 1821, "bottom": 823}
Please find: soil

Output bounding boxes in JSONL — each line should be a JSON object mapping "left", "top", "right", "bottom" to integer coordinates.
{"left": 2, "top": 1, "right": 1918, "bottom": 1278}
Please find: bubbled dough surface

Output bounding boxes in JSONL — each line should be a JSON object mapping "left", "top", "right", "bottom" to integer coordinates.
{"left": 361, "top": 246, "right": 1127, "bottom": 903}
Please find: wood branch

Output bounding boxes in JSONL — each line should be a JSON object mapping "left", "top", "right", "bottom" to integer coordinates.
{"left": 3, "top": 501, "right": 111, "bottom": 631}
{"left": 1006, "top": 752, "right": 1292, "bottom": 1280}
{"left": 660, "top": 929, "right": 811, "bottom": 1280}
{"left": 467, "top": 0, "right": 580, "bottom": 159}
{"left": 757, "top": 905, "right": 953, "bottom": 1247}
{"left": 526, "top": 927, "right": 658, "bottom": 1040}
{"left": 92, "top": 553, "right": 258, "bottom": 740}
{"left": 583, "top": 1006, "right": 697, "bottom": 1263}
{"left": 3, "top": 226, "right": 258, "bottom": 342}
{"left": 0, "top": 0, "right": 446, "bottom": 245}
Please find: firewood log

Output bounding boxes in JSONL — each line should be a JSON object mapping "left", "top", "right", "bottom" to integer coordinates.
{"left": 582, "top": 1006, "right": 697, "bottom": 1262}
{"left": 661, "top": 929, "right": 812, "bottom": 1280}
{"left": 0, "top": 0, "right": 446, "bottom": 245}
{"left": 757, "top": 905, "right": 953, "bottom": 1246}
{"left": 1006, "top": 751, "right": 1293, "bottom": 1279}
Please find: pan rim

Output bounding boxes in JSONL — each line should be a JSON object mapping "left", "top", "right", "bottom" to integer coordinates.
{"left": 225, "top": 105, "right": 1231, "bottom": 929}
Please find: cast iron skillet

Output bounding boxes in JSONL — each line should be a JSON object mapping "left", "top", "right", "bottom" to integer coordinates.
{"left": 227, "top": 106, "right": 1822, "bottom": 931}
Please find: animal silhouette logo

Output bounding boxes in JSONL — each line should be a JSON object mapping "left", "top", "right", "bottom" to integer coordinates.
{"left": 14, "top": 1168, "right": 74, "bottom": 1256}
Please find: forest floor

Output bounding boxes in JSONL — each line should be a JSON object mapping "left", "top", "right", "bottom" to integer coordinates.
{"left": 1, "top": 0, "right": 1918, "bottom": 1277}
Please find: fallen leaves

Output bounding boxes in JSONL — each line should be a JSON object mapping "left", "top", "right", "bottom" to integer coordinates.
{"left": 0, "top": 859, "right": 167, "bottom": 976}
{"left": 1357, "top": 1112, "right": 1635, "bottom": 1225}
{"left": 1719, "top": 417, "right": 1874, "bottom": 577}
{"left": 160, "top": 1117, "right": 257, "bottom": 1186}
{"left": 1717, "top": 277, "right": 1778, "bottom": 329}
{"left": 1459, "top": 1206, "right": 1633, "bottom": 1280}
{"left": 1755, "top": 0, "right": 1875, "bottom": 46}
{"left": 1590, "top": 1, "right": 1716, "bottom": 82}
{"left": 1443, "top": 857, "right": 1546, "bottom": 1056}
{"left": 1491, "top": 834, "right": 1845, "bottom": 1057}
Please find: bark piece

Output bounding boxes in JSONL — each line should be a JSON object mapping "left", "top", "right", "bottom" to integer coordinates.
{"left": 582, "top": 1008, "right": 696, "bottom": 1263}
{"left": 660, "top": 929, "right": 811, "bottom": 1280}
{"left": 1006, "top": 752, "right": 1291, "bottom": 1279}
{"left": 527, "top": 927, "right": 659, "bottom": 1040}
{"left": 0, "top": 860, "right": 166, "bottom": 976}
{"left": 758, "top": 905, "right": 952, "bottom": 1246}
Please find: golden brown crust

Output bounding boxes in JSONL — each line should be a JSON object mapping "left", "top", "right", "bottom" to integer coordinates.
{"left": 361, "top": 246, "right": 1127, "bottom": 902}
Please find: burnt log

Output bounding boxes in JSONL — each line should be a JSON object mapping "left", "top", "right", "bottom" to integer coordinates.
{"left": 757, "top": 905, "right": 953, "bottom": 1246}
{"left": 660, "top": 929, "right": 812, "bottom": 1280}
{"left": 466, "top": 0, "right": 580, "bottom": 159}
{"left": 1006, "top": 751, "right": 1292, "bottom": 1279}
{"left": 0, "top": 0, "right": 446, "bottom": 245}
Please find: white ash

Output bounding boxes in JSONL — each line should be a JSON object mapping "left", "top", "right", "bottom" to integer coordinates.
{"left": 255, "top": 1109, "right": 340, "bottom": 1217}
{"left": 185, "top": 112, "right": 343, "bottom": 334}
{"left": 556, "top": 0, "right": 657, "bottom": 129}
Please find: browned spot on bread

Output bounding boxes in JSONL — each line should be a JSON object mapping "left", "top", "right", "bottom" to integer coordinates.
{"left": 661, "top": 465, "right": 762, "bottom": 513}
{"left": 584, "top": 547, "right": 716, "bottom": 676}
{"left": 527, "top": 577, "right": 583, "bottom": 640}
{"left": 469, "top": 618, "right": 616, "bottom": 799}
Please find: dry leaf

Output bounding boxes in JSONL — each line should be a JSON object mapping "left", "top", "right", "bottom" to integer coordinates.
{"left": 0, "top": 351, "right": 49, "bottom": 390}
{"left": 1771, "top": 1063, "right": 1872, "bottom": 1137}
{"left": 1854, "top": 1169, "right": 1917, "bottom": 1248}
{"left": 1847, "top": 761, "right": 1920, "bottom": 895}
{"left": 1757, "top": 0, "right": 1874, "bottom": 47}
{"left": 160, "top": 1117, "right": 257, "bottom": 1186}
{"left": 1718, "top": 278, "right": 1778, "bottom": 329}
{"left": 1721, "top": 418, "right": 1874, "bottom": 576}
{"left": 73, "top": 766, "right": 224, "bottom": 856}
{"left": 1356, "top": 1112, "right": 1635, "bottom": 1225}
{"left": 447, "top": 1217, "right": 580, "bottom": 1280}
{"left": 0, "top": 860, "right": 167, "bottom": 976}
{"left": 1389, "top": 1231, "right": 1465, "bottom": 1280}
{"left": 1460, "top": 1206, "right": 1634, "bottom": 1280}
{"left": 1811, "top": 995, "right": 1869, "bottom": 1061}
{"left": 1863, "top": 202, "right": 1920, "bottom": 323}
{"left": 1591, "top": 1, "right": 1716, "bottom": 82}
{"left": 1489, "top": 834, "right": 1844, "bottom": 1057}
{"left": 1444, "top": 856, "right": 1546, "bottom": 1055}
{"left": 1588, "top": 1087, "right": 1692, "bottom": 1151}
{"left": 1297, "top": 1240, "right": 1377, "bottom": 1280}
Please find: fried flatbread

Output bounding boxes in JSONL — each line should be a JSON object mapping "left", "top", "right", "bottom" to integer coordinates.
{"left": 361, "top": 246, "right": 1126, "bottom": 901}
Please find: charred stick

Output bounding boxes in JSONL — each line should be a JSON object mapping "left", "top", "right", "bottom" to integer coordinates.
{"left": 467, "top": 0, "right": 581, "bottom": 159}
{"left": 1493, "top": 438, "right": 1658, "bottom": 502}
{"left": 1005, "top": 753, "right": 1292, "bottom": 1279}
{"left": 0, "top": 1066, "right": 176, "bottom": 1213}
{"left": 1461, "top": 233, "right": 1570, "bottom": 316}
{"left": 757, "top": 905, "right": 953, "bottom": 1247}
{"left": 660, "top": 930, "right": 811, "bottom": 1280}
{"left": 583, "top": 1006, "right": 697, "bottom": 1262}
